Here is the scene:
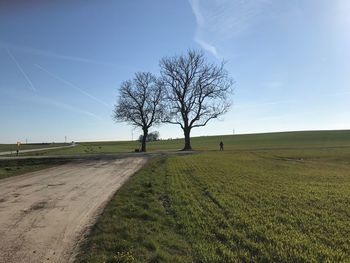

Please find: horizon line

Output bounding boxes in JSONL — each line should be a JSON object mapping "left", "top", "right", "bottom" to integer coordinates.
{"left": 2, "top": 128, "right": 349, "bottom": 144}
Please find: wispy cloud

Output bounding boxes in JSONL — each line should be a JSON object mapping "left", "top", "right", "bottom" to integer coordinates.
{"left": 31, "top": 95, "right": 103, "bottom": 120}
{"left": 189, "top": 0, "right": 272, "bottom": 58}
{"left": 189, "top": 0, "right": 219, "bottom": 58}
{"left": 5, "top": 48, "right": 36, "bottom": 91}
{"left": 0, "top": 41, "right": 118, "bottom": 67}
{"left": 189, "top": 0, "right": 204, "bottom": 26}
{"left": 35, "top": 64, "right": 111, "bottom": 108}
{"left": 194, "top": 36, "right": 219, "bottom": 58}
{"left": 0, "top": 87, "right": 103, "bottom": 121}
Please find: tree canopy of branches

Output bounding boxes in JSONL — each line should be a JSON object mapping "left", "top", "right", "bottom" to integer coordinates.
{"left": 160, "top": 50, "right": 233, "bottom": 150}
{"left": 113, "top": 72, "right": 163, "bottom": 152}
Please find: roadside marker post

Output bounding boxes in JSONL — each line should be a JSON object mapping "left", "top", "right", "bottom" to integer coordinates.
{"left": 16, "top": 141, "right": 21, "bottom": 156}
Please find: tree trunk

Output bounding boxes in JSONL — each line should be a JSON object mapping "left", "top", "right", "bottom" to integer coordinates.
{"left": 141, "top": 129, "right": 148, "bottom": 152}
{"left": 183, "top": 127, "right": 192, "bottom": 150}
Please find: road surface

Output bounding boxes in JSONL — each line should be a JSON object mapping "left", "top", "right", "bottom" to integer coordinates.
{"left": 0, "top": 145, "right": 75, "bottom": 156}
{"left": 0, "top": 157, "right": 146, "bottom": 263}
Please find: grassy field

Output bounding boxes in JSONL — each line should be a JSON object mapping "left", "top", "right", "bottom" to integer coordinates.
{"left": 0, "top": 143, "right": 69, "bottom": 153}
{"left": 77, "top": 142, "right": 350, "bottom": 262}
{"left": 18, "top": 130, "right": 350, "bottom": 156}
{"left": 2, "top": 130, "right": 350, "bottom": 261}
{"left": 0, "top": 158, "right": 70, "bottom": 180}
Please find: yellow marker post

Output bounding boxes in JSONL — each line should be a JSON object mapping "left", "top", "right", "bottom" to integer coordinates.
{"left": 16, "top": 141, "right": 21, "bottom": 156}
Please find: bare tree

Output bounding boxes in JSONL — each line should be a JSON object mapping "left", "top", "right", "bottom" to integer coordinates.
{"left": 160, "top": 50, "right": 233, "bottom": 150}
{"left": 113, "top": 72, "right": 163, "bottom": 152}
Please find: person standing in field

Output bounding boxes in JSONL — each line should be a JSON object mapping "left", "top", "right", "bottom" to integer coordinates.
{"left": 219, "top": 141, "right": 224, "bottom": 151}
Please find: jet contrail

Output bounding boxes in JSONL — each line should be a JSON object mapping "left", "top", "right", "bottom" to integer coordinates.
{"left": 6, "top": 48, "right": 36, "bottom": 91}
{"left": 34, "top": 64, "right": 111, "bottom": 108}
{"left": 0, "top": 40, "right": 120, "bottom": 67}
{"left": 35, "top": 95, "right": 103, "bottom": 121}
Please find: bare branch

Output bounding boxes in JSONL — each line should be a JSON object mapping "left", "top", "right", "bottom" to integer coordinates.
{"left": 160, "top": 49, "right": 234, "bottom": 150}
{"left": 113, "top": 72, "right": 164, "bottom": 151}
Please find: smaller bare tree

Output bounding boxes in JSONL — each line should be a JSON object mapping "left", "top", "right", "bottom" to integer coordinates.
{"left": 113, "top": 72, "right": 163, "bottom": 152}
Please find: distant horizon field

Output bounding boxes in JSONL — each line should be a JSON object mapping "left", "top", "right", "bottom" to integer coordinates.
{"left": 8, "top": 129, "right": 350, "bottom": 156}
{"left": 0, "top": 143, "right": 70, "bottom": 153}
{"left": 3, "top": 129, "right": 350, "bottom": 145}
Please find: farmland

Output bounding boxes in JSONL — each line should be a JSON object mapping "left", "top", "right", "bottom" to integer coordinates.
{"left": 12, "top": 130, "right": 350, "bottom": 156}
{"left": 0, "top": 143, "right": 69, "bottom": 153}
{"left": 1, "top": 130, "right": 350, "bottom": 262}
{"left": 76, "top": 130, "right": 350, "bottom": 262}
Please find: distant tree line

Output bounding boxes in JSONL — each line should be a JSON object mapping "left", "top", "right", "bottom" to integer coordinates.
{"left": 113, "top": 50, "right": 234, "bottom": 152}
{"left": 138, "top": 131, "right": 160, "bottom": 143}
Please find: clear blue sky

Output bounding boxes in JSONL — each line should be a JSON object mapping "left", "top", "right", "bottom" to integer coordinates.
{"left": 0, "top": 0, "right": 349, "bottom": 143}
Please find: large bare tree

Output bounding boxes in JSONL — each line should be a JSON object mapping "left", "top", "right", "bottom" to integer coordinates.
{"left": 160, "top": 50, "right": 233, "bottom": 150}
{"left": 113, "top": 72, "right": 163, "bottom": 152}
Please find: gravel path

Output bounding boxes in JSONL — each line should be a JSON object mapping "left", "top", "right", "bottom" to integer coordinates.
{"left": 0, "top": 157, "right": 146, "bottom": 263}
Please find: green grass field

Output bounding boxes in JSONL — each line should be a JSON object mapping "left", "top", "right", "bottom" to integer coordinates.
{"left": 0, "top": 158, "right": 70, "bottom": 180}
{"left": 76, "top": 130, "right": 350, "bottom": 262}
{"left": 1, "top": 130, "right": 350, "bottom": 261}
{"left": 0, "top": 143, "right": 69, "bottom": 153}
{"left": 18, "top": 130, "right": 350, "bottom": 156}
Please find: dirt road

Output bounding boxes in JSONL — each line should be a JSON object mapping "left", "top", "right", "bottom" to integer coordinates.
{"left": 0, "top": 157, "right": 146, "bottom": 263}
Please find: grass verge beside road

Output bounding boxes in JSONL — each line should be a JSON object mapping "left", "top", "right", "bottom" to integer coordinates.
{"left": 77, "top": 148, "right": 350, "bottom": 262}
{"left": 76, "top": 157, "right": 193, "bottom": 263}
{"left": 0, "top": 143, "right": 69, "bottom": 153}
{"left": 0, "top": 158, "right": 70, "bottom": 180}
